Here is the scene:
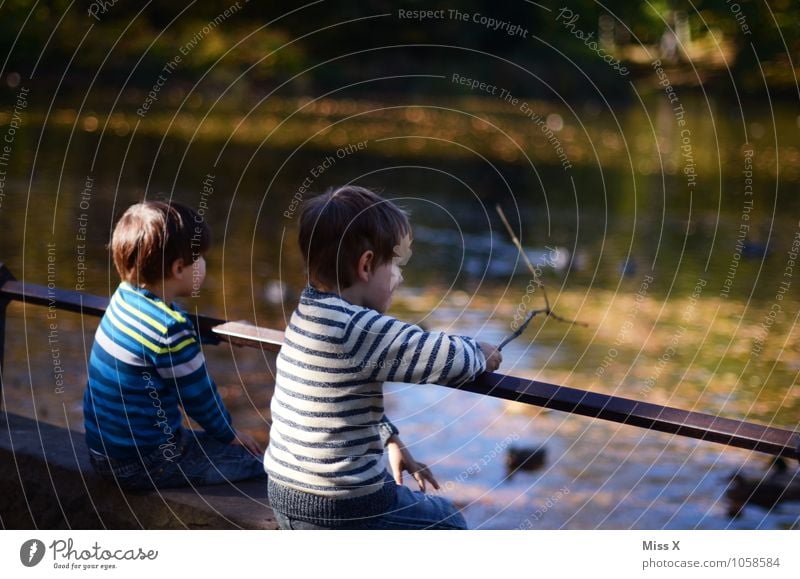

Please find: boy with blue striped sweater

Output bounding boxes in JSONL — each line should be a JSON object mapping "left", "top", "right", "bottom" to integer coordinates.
{"left": 265, "top": 186, "right": 502, "bottom": 529}
{"left": 84, "top": 201, "right": 264, "bottom": 489}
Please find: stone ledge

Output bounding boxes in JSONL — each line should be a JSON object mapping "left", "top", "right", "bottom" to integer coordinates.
{"left": 0, "top": 412, "right": 277, "bottom": 529}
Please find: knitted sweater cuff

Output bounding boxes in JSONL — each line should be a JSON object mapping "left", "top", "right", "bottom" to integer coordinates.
{"left": 378, "top": 416, "right": 399, "bottom": 446}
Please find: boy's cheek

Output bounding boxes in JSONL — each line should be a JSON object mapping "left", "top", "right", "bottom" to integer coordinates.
{"left": 393, "top": 236, "right": 412, "bottom": 267}
{"left": 389, "top": 265, "right": 403, "bottom": 291}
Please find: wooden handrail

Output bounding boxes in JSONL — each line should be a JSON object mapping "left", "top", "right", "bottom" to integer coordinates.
{"left": 1, "top": 262, "right": 798, "bottom": 460}
{"left": 210, "top": 322, "right": 799, "bottom": 459}
{"left": 0, "top": 263, "right": 226, "bottom": 336}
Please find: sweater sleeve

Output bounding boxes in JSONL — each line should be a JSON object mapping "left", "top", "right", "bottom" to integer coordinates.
{"left": 153, "top": 320, "right": 236, "bottom": 443}
{"left": 179, "top": 305, "right": 222, "bottom": 346}
{"left": 367, "top": 316, "right": 487, "bottom": 386}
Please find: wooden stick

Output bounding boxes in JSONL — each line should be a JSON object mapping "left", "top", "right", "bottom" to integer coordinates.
{"left": 495, "top": 205, "right": 588, "bottom": 327}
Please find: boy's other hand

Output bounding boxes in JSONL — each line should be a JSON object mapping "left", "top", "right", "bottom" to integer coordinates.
{"left": 232, "top": 429, "right": 263, "bottom": 457}
{"left": 478, "top": 342, "right": 503, "bottom": 373}
{"left": 386, "top": 435, "right": 440, "bottom": 493}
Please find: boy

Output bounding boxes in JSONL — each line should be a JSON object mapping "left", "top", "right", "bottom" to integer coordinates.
{"left": 84, "top": 201, "right": 264, "bottom": 490}
{"left": 265, "top": 186, "right": 502, "bottom": 529}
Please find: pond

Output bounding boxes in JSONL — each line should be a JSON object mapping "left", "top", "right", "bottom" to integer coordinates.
{"left": 0, "top": 91, "right": 798, "bottom": 529}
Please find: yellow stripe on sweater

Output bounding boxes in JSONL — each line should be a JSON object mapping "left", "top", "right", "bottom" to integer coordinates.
{"left": 115, "top": 296, "right": 168, "bottom": 334}
{"left": 108, "top": 314, "right": 196, "bottom": 355}
{"left": 119, "top": 282, "right": 186, "bottom": 323}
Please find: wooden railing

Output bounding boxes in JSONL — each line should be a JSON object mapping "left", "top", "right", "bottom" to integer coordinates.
{"left": 0, "top": 262, "right": 797, "bottom": 460}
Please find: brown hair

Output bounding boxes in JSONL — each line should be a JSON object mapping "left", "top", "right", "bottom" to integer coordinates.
{"left": 298, "top": 186, "right": 410, "bottom": 290}
{"left": 111, "top": 201, "right": 210, "bottom": 286}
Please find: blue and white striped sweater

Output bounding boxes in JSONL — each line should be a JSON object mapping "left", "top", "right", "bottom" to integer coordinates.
{"left": 84, "top": 282, "right": 235, "bottom": 460}
{"left": 265, "top": 286, "right": 486, "bottom": 522}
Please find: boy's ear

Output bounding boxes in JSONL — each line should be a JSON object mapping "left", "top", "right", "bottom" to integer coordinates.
{"left": 356, "top": 250, "right": 375, "bottom": 282}
{"left": 170, "top": 258, "right": 186, "bottom": 280}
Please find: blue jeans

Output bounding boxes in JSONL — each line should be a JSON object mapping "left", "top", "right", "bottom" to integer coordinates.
{"left": 274, "top": 483, "right": 468, "bottom": 530}
{"left": 89, "top": 430, "right": 266, "bottom": 490}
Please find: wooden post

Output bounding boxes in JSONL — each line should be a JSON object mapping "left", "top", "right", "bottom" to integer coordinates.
{"left": 0, "top": 263, "right": 16, "bottom": 401}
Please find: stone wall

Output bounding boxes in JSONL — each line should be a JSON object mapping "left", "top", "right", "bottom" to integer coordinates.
{"left": 0, "top": 412, "right": 277, "bottom": 529}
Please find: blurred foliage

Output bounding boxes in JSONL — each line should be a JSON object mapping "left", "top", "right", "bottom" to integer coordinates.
{"left": 0, "top": 0, "right": 798, "bottom": 101}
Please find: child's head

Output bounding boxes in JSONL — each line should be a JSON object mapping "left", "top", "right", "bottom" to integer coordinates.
{"left": 299, "top": 186, "right": 411, "bottom": 311}
{"left": 111, "top": 201, "right": 209, "bottom": 294}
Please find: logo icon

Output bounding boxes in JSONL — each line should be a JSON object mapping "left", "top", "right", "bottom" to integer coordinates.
{"left": 20, "top": 539, "right": 46, "bottom": 567}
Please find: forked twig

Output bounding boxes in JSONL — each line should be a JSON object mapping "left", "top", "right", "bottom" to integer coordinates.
{"left": 495, "top": 204, "right": 588, "bottom": 328}
{"left": 498, "top": 309, "right": 539, "bottom": 350}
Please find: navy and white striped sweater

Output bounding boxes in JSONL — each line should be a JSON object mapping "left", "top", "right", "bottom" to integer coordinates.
{"left": 84, "top": 282, "right": 235, "bottom": 460}
{"left": 264, "top": 286, "right": 487, "bottom": 523}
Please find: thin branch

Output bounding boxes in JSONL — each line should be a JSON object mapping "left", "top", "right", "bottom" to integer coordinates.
{"left": 495, "top": 204, "right": 551, "bottom": 310}
{"left": 498, "top": 309, "right": 544, "bottom": 350}
{"left": 495, "top": 204, "right": 588, "bottom": 328}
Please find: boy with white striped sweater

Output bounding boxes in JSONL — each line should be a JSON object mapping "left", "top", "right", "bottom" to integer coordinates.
{"left": 265, "top": 186, "right": 502, "bottom": 529}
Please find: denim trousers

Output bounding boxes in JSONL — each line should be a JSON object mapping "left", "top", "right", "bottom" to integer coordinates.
{"left": 89, "top": 430, "right": 266, "bottom": 490}
{"left": 273, "top": 483, "right": 468, "bottom": 530}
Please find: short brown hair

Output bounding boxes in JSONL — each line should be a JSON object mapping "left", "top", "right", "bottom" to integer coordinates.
{"left": 299, "top": 186, "right": 410, "bottom": 290}
{"left": 111, "top": 201, "right": 210, "bottom": 286}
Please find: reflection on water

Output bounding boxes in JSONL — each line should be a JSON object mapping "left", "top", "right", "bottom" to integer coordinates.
{"left": 383, "top": 301, "right": 799, "bottom": 530}
{"left": 387, "top": 379, "right": 799, "bottom": 530}
{"left": 1, "top": 93, "right": 798, "bottom": 529}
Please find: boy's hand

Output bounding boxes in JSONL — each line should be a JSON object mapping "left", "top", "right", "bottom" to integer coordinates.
{"left": 478, "top": 342, "right": 503, "bottom": 373}
{"left": 386, "top": 435, "right": 440, "bottom": 493}
{"left": 232, "top": 429, "right": 263, "bottom": 457}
